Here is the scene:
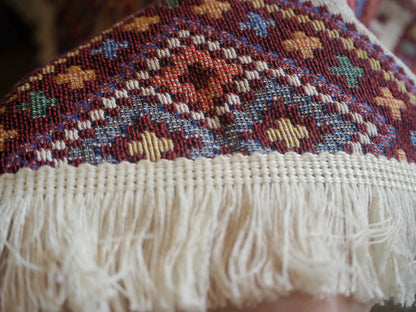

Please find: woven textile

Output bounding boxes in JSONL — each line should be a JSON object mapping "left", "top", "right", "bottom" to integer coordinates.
{"left": 1, "top": 0, "right": 416, "bottom": 311}
{"left": 1, "top": 0, "right": 416, "bottom": 171}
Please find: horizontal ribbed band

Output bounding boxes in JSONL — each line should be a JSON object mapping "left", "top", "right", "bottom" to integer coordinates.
{"left": 1, "top": 152, "right": 416, "bottom": 197}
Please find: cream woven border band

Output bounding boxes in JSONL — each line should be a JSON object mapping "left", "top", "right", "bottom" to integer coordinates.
{"left": 1, "top": 151, "right": 416, "bottom": 196}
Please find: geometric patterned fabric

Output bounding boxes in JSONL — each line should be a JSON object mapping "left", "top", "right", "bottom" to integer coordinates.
{"left": 1, "top": 0, "right": 416, "bottom": 173}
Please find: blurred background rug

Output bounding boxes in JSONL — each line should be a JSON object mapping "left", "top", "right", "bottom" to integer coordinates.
{"left": 351, "top": 0, "right": 416, "bottom": 73}
{"left": 0, "top": 0, "right": 415, "bottom": 310}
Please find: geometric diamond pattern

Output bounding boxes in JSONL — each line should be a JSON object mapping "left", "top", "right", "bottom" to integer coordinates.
{"left": 1, "top": 0, "right": 416, "bottom": 174}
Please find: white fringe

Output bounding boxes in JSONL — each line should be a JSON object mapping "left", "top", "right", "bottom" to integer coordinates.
{"left": 1, "top": 152, "right": 416, "bottom": 311}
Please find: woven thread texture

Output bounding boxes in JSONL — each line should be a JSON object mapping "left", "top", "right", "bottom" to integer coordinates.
{"left": 1, "top": 0, "right": 416, "bottom": 311}
{"left": 1, "top": 0, "right": 416, "bottom": 172}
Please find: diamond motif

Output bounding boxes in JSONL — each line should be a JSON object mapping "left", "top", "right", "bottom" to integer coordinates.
{"left": 330, "top": 56, "right": 364, "bottom": 88}
{"left": 375, "top": 87, "right": 406, "bottom": 119}
{"left": 267, "top": 118, "right": 309, "bottom": 148}
{"left": 128, "top": 132, "right": 174, "bottom": 161}
{"left": 193, "top": 0, "right": 231, "bottom": 18}
{"left": 55, "top": 66, "right": 96, "bottom": 89}
{"left": 18, "top": 91, "right": 59, "bottom": 118}
{"left": 152, "top": 43, "right": 243, "bottom": 114}
{"left": 0, "top": 125, "right": 18, "bottom": 151}
{"left": 124, "top": 15, "right": 160, "bottom": 32}
{"left": 239, "top": 12, "right": 276, "bottom": 37}
{"left": 91, "top": 39, "right": 129, "bottom": 59}
{"left": 283, "top": 31, "right": 322, "bottom": 58}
